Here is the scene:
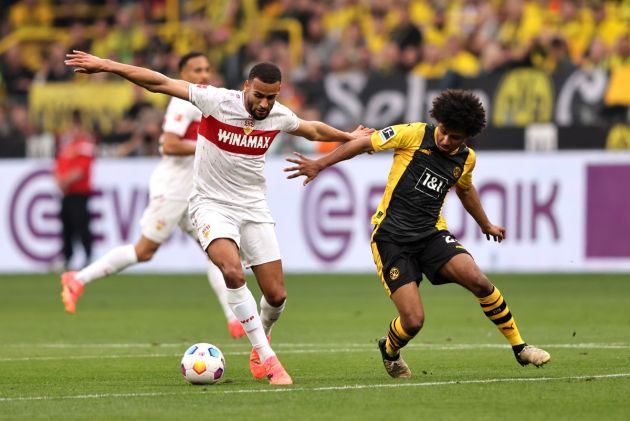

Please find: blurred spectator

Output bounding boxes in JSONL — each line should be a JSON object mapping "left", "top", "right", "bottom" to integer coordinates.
{"left": 580, "top": 37, "right": 611, "bottom": 70}
{"left": 34, "top": 43, "right": 75, "bottom": 83}
{"left": 371, "top": 41, "right": 402, "bottom": 76}
{"left": 0, "top": 104, "right": 27, "bottom": 158}
{"left": 610, "top": 34, "right": 630, "bottom": 69}
{"left": 303, "top": 14, "right": 338, "bottom": 66}
{"left": 67, "top": 23, "right": 92, "bottom": 53}
{"left": 592, "top": 1, "right": 628, "bottom": 48}
{"left": 0, "top": 103, "right": 37, "bottom": 158}
{"left": 105, "top": 6, "right": 147, "bottom": 64}
{"left": 534, "top": 35, "right": 577, "bottom": 75}
{"left": 295, "top": 58, "right": 326, "bottom": 110}
{"left": 0, "top": 45, "right": 34, "bottom": 103}
{"left": 558, "top": 1, "right": 595, "bottom": 62}
{"left": 413, "top": 43, "right": 447, "bottom": 79}
{"left": 8, "top": 0, "right": 53, "bottom": 31}
{"left": 54, "top": 110, "right": 96, "bottom": 269}
{"left": 390, "top": 6, "right": 422, "bottom": 50}
{"left": 105, "top": 85, "right": 161, "bottom": 157}
{"left": 399, "top": 43, "right": 421, "bottom": 73}
{"left": 445, "top": 34, "right": 481, "bottom": 78}
{"left": 90, "top": 18, "right": 112, "bottom": 59}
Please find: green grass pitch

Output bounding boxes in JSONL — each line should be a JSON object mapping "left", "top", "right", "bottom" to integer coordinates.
{"left": 1, "top": 273, "right": 629, "bottom": 420}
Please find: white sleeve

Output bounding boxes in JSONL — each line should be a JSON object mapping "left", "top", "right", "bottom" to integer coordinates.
{"left": 188, "top": 84, "right": 222, "bottom": 117}
{"left": 162, "top": 99, "right": 193, "bottom": 137}
{"left": 275, "top": 102, "right": 300, "bottom": 132}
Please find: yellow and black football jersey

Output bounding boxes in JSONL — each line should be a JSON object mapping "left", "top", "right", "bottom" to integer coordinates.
{"left": 370, "top": 122, "right": 476, "bottom": 243}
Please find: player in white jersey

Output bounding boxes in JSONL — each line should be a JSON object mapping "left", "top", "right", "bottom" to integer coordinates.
{"left": 65, "top": 51, "right": 372, "bottom": 385}
{"left": 61, "top": 53, "right": 245, "bottom": 339}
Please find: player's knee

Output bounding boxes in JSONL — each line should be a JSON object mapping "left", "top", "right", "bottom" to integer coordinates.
{"left": 221, "top": 266, "right": 246, "bottom": 288}
{"left": 264, "top": 290, "right": 286, "bottom": 307}
{"left": 135, "top": 247, "right": 156, "bottom": 262}
{"left": 401, "top": 313, "right": 424, "bottom": 336}
{"left": 470, "top": 274, "right": 494, "bottom": 297}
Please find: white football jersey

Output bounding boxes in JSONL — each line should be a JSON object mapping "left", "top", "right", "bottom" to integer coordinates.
{"left": 149, "top": 96, "right": 201, "bottom": 200}
{"left": 188, "top": 84, "right": 300, "bottom": 215}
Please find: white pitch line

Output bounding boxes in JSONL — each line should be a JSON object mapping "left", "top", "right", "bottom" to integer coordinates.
{"left": 4, "top": 342, "right": 630, "bottom": 349}
{"left": 0, "top": 373, "right": 628, "bottom": 403}
{"left": 0, "top": 354, "right": 180, "bottom": 362}
{"left": 1, "top": 342, "right": 629, "bottom": 363}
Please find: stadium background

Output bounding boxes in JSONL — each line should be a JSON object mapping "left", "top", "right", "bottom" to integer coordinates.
{"left": 1, "top": 0, "right": 629, "bottom": 273}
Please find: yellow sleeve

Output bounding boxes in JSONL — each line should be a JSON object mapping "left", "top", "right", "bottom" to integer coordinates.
{"left": 456, "top": 148, "right": 476, "bottom": 189}
{"left": 370, "top": 123, "right": 426, "bottom": 152}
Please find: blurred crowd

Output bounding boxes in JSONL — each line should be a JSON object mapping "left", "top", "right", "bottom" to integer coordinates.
{"left": 1, "top": 0, "right": 629, "bottom": 157}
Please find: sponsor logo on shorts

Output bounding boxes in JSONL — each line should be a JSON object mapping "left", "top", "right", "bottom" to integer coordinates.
{"left": 201, "top": 224, "right": 211, "bottom": 239}
{"left": 389, "top": 267, "right": 400, "bottom": 281}
{"left": 445, "top": 235, "right": 457, "bottom": 243}
{"left": 155, "top": 218, "right": 166, "bottom": 232}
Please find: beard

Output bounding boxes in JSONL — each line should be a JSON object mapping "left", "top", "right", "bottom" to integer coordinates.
{"left": 249, "top": 106, "right": 269, "bottom": 120}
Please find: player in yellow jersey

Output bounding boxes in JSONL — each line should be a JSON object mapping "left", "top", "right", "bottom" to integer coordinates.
{"left": 285, "top": 89, "right": 550, "bottom": 378}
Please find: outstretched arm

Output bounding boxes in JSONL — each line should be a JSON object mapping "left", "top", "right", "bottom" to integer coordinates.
{"left": 284, "top": 135, "right": 374, "bottom": 185}
{"left": 289, "top": 120, "right": 373, "bottom": 143}
{"left": 64, "top": 50, "right": 190, "bottom": 100}
{"left": 160, "top": 132, "right": 197, "bottom": 156}
{"left": 455, "top": 184, "right": 506, "bottom": 242}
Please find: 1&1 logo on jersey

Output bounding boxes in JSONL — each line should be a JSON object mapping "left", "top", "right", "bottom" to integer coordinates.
{"left": 415, "top": 167, "right": 448, "bottom": 199}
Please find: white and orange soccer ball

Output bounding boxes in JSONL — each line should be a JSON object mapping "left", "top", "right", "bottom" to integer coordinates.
{"left": 180, "top": 343, "right": 225, "bottom": 385}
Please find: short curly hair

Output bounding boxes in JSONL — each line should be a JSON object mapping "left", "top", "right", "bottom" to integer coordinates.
{"left": 429, "top": 89, "right": 487, "bottom": 138}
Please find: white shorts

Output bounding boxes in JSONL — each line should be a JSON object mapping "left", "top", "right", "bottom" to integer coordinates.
{"left": 190, "top": 203, "right": 281, "bottom": 268}
{"left": 140, "top": 196, "right": 195, "bottom": 243}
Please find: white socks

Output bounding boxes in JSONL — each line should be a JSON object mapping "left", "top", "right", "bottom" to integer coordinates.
{"left": 75, "top": 244, "right": 138, "bottom": 285}
{"left": 260, "top": 295, "right": 285, "bottom": 337}
{"left": 226, "top": 285, "right": 274, "bottom": 362}
{"left": 206, "top": 262, "right": 237, "bottom": 322}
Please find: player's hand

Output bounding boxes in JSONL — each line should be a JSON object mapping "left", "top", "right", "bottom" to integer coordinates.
{"left": 349, "top": 125, "right": 375, "bottom": 138}
{"left": 64, "top": 50, "right": 107, "bottom": 74}
{"left": 284, "top": 152, "right": 323, "bottom": 186}
{"left": 482, "top": 224, "right": 506, "bottom": 243}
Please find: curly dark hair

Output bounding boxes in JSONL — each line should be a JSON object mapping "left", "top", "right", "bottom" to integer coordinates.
{"left": 248, "top": 62, "right": 282, "bottom": 84}
{"left": 429, "top": 89, "right": 487, "bottom": 138}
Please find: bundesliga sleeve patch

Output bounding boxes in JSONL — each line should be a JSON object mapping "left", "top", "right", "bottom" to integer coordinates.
{"left": 378, "top": 126, "right": 396, "bottom": 145}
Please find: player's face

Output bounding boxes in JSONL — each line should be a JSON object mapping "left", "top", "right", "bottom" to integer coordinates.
{"left": 435, "top": 123, "right": 468, "bottom": 154}
{"left": 181, "top": 56, "right": 211, "bottom": 85}
{"left": 243, "top": 78, "right": 281, "bottom": 120}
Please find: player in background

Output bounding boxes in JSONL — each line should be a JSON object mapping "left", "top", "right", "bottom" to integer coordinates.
{"left": 54, "top": 110, "right": 96, "bottom": 270}
{"left": 285, "top": 89, "right": 551, "bottom": 377}
{"left": 61, "top": 52, "right": 245, "bottom": 339}
{"left": 64, "top": 50, "right": 372, "bottom": 385}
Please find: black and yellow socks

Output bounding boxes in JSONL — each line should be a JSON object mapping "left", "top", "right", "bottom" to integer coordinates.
{"left": 478, "top": 286, "right": 526, "bottom": 352}
{"left": 385, "top": 316, "right": 415, "bottom": 358}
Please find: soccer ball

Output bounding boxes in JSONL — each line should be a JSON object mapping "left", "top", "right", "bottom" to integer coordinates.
{"left": 180, "top": 343, "right": 225, "bottom": 385}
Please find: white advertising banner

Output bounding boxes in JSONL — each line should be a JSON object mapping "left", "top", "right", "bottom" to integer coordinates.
{"left": 2, "top": 152, "right": 630, "bottom": 273}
